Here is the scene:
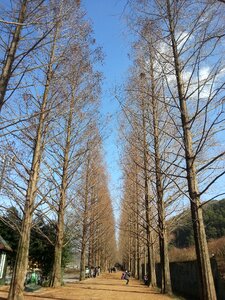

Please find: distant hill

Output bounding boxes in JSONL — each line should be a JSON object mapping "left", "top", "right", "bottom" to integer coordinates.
{"left": 171, "top": 199, "right": 225, "bottom": 248}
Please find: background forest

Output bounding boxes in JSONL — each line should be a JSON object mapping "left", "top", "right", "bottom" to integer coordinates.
{"left": 171, "top": 199, "right": 225, "bottom": 248}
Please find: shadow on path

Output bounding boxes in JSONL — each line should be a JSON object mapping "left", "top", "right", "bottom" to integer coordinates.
{"left": 0, "top": 273, "right": 173, "bottom": 300}
{"left": 78, "top": 285, "right": 160, "bottom": 295}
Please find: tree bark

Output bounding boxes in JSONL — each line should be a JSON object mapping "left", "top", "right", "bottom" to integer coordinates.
{"left": 0, "top": 0, "right": 27, "bottom": 111}
{"left": 166, "top": 1, "right": 217, "bottom": 298}
{"left": 80, "top": 240, "right": 87, "bottom": 281}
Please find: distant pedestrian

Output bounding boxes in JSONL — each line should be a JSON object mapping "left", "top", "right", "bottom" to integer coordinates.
{"left": 91, "top": 267, "right": 94, "bottom": 277}
{"left": 121, "top": 272, "right": 125, "bottom": 279}
{"left": 144, "top": 274, "right": 148, "bottom": 285}
{"left": 124, "top": 270, "right": 130, "bottom": 285}
{"left": 97, "top": 266, "right": 101, "bottom": 276}
{"left": 93, "top": 267, "right": 98, "bottom": 278}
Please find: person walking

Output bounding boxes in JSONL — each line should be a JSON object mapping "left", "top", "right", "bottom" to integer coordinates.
{"left": 124, "top": 270, "right": 130, "bottom": 285}
{"left": 144, "top": 274, "right": 148, "bottom": 285}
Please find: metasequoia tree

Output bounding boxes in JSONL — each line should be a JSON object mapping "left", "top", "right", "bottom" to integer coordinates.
{"left": 139, "top": 92, "right": 157, "bottom": 288}
{"left": 0, "top": 0, "right": 105, "bottom": 297}
{"left": 137, "top": 27, "right": 175, "bottom": 293}
{"left": 87, "top": 146, "right": 117, "bottom": 271}
{"left": 119, "top": 161, "right": 133, "bottom": 272}
{"left": 118, "top": 111, "right": 157, "bottom": 285}
{"left": 119, "top": 68, "right": 178, "bottom": 292}
{"left": 7, "top": 10, "right": 61, "bottom": 300}
{"left": 48, "top": 84, "right": 79, "bottom": 287}
{"left": 127, "top": 158, "right": 141, "bottom": 279}
{"left": 89, "top": 168, "right": 116, "bottom": 270}
{"left": 72, "top": 136, "right": 102, "bottom": 281}
{"left": 119, "top": 153, "right": 145, "bottom": 278}
{"left": 0, "top": 1, "right": 84, "bottom": 299}
{"left": 119, "top": 11, "right": 196, "bottom": 293}
{"left": 0, "top": 1, "right": 103, "bottom": 296}
{"left": 79, "top": 148, "right": 92, "bottom": 281}
{"left": 44, "top": 2, "right": 102, "bottom": 286}
{"left": 79, "top": 137, "right": 116, "bottom": 279}
{"left": 163, "top": 2, "right": 224, "bottom": 298}
{"left": 129, "top": 1, "right": 225, "bottom": 298}
{"left": 119, "top": 143, "right": 158, "bottom": 283}
{"left": 118, "top": 162, "right": 138, "bottom": 273}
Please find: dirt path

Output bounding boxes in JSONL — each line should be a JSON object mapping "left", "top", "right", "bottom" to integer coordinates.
{"left": 0, "top": 272, "right": 179, "bottom": 300}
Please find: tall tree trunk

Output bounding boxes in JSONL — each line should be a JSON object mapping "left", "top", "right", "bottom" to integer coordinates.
{"left": 50, "top": 86, "right": 75, "bottom": 287}
{"left": 135, "top": 170, "right": 139, "bottom": 279}
{"left": 8, "top": 23, "right": 58, "bottom": 300}
{"left": 137, "top": 236, "right": 140, "bottom": 279}
{"left": 131, "top": 213, "right": 135, "bottom": 276}
{"left": 128, "top": 220, "right": 131, "bottom": 271}
{"left": 134, "top": 236, "right": 138, "bottom": 278}
{"left": 8, "top": 63, "right": 47, "bottom": 300}
{"left": 144, "top": 183, "right": 156, "bottom": 287}
{"left": 136, "top": 186, "right": 140, "bottom": 279}
{"left": 8, "top": 204, "right": 32, "bottom": 300}
{"left": 50, "top": 189, "right": 65, "bottom": 287}
{"left": 88, "top": 198, "right": 95, "bottom": 269}
{"left": 50, "top": 223, "right": 63, "bottom": 287}
{"left": 166, "top": 1, "right": 217, "bottom": 298}
{"left": 141, "top": 95, "right": 156, "bottom": 287}
{"left": 0, "top": 0, "right": 27, "bottom": 111}
{"left": 79, "top": 164, "right": 90, "bottom": 281}
{"left": 144, "top": 246, "right": 147, "bottom": 276}
{"left": 149, "top": 47, "right": 172, "bottom": 294}
{"left": 50, "top": 184, "right": 65, "bottom": 287}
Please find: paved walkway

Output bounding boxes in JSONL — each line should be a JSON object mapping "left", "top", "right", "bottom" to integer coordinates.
{"left": 0, "top": 272, "right": 179, "bottom": 300}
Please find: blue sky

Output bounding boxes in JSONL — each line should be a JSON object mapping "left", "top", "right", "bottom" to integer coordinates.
{"left": 82, "top": 0, "right": 132, "bottom": 215}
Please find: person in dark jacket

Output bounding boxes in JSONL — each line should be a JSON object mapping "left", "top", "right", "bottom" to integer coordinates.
{"left": 144, "top": 274, "right": 148, "bottom": 285}
{"left": 124, "top": 270, "right": 130, "bottom": 285}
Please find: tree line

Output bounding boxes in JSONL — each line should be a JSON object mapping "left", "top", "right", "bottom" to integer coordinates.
{"left": 118, "top": 1, "right": 225, "bottom": 300}
{"left": 0, "top": 1, "right": 116, "bottom": 300}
